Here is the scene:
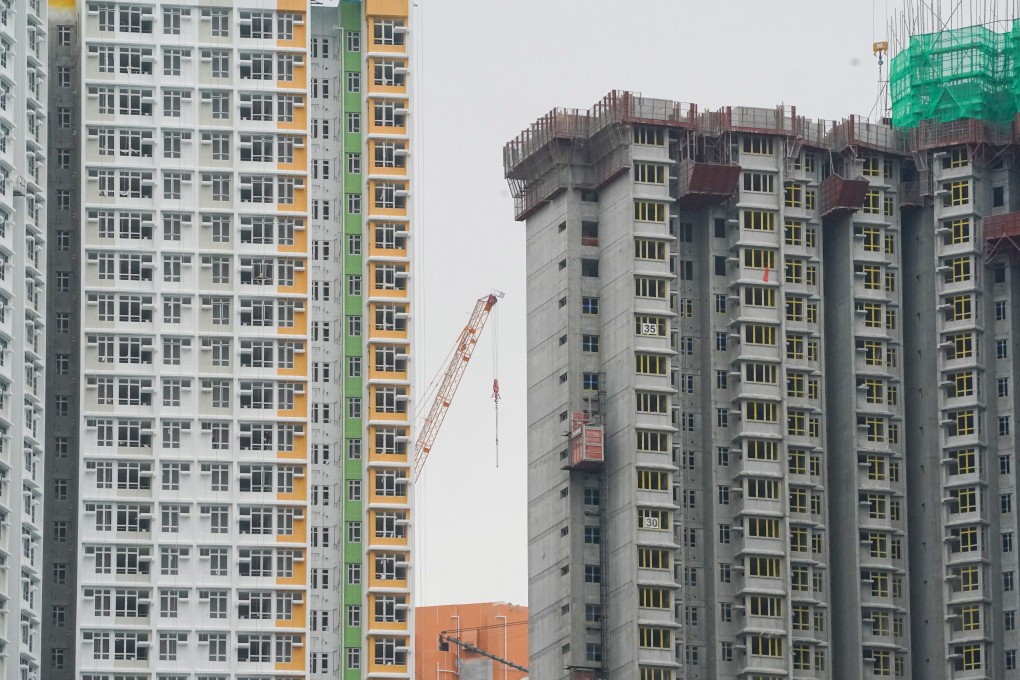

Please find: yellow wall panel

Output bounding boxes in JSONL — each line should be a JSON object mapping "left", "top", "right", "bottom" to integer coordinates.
{"left": 276, "top": 517, "right": 306, "bottom": 544}
{"left": 277, "top": 187, "right": 308, "bottom": 213}
{"left": 276, "top": 0, "right": 309, "bottom": 12}
{"left": 277, "top": 391, "right": 308, "bottom": 419}
{"left": 276, "top": 310, "right": 307, "bottom": 335}
{"left": 278, "top": 471, "right": 307, "bottom": 503}
{"left": 275, "top": 602, "right": 306, "bottom": 628}
{"left": 279, "top": 145, "right": 308, "bottom": 174}
{"left": 278, "top": 348, "right": 308, "bottom": 377}
{"left": 277, "top": 557, "right": 306, "bottom": 587}
{"left": 366, "top": 0, "right": 409, "bottom": 18}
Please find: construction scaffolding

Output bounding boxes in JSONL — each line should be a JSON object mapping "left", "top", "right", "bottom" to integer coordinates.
{"left": 502, "top": 91, "right": 699, "bottom": 220}
{"left": 984, "top": 211, "right": 1020, "bottom": 261}
{"left": 819, "top": 174, "right": 872, "bottom": 218}
{"left": 504, "top": 93, "right": 912, "bottom": 221}
{"left": 888, "top": 1, "right": 1020, "bottom": 127}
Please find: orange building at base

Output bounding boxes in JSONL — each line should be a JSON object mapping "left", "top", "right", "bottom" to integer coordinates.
{"left": 416, "top": 602, "right": 529, "bottom": 680}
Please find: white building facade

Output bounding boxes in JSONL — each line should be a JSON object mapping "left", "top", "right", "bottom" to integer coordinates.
{"left": 3, "top": 1, "right": 48, "bottom": 678}
{"left": 76, "top": 2, "right": 312, "bottom": 678}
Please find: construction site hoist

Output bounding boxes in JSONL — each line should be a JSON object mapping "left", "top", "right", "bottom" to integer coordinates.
{"left": 413, "top": 290, "right": 504, "bottom": 480}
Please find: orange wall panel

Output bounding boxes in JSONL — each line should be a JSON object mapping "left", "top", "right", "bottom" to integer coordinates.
{"left": 278, "top": 104, "right": 308, "bottom": 132}
{"left": 276, "top": 310, "right": 307, "bottom": 335}
{"left": 367, "top": 470, "right": 408, "bottom": 505}
{"left": 278, "top": 187, "right": 308, "bottom": 213}
{"left": 278, "top": 63, "right": 307, "bottom": 89}
{"left": 276, "top": 0, "right": 308, "bottom": 12}
{"left": 278, "top": 348, "right": 308, "bottom": 377}
{"left": 367, "top": 366, "right": 408, "bottom": 383}
{"left": 277, "top": 433, "right": 307, "bottom": 461}
{"left": 276, "top": 602, "right": 306, "bottom": 628}
{"left": 366, "top": 0, "right": 409, "bottom": 15}
{"left": 276, "top": 517, "right": 305, "bottom": 544}
{"left": 279, "top": 267, "right": 308, "bottom": 295}
{"left": 366, "top": 567, "right": 408, "bottom": 591}
{"left": 278, "top": 469, "right": 307, "bottom": 503}
{"left": 276, "top": 556, "right": 306, "bottom": 587}
{"left": 276, "top": 18, "right": 306, "bottom": 50}
{"left": 279, "top": 144, "right": 308, "bottom": 173}
{"left": 416, "top": 603, "right": 529, "bottom": 680}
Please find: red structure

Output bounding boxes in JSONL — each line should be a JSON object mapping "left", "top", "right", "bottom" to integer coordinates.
{"left": 414, "top": 292, "right": 503, "bottom": 479}
{"left": 569, "top": 411, "right": 604, "bottom": 469}
{"left": 984, "top": 211, "right": 1020, "bottom": 262}
{"left": 819, "top": 174, "right": 871, "bottom": 218}
{"left": 676, "top": 158, "right": 742, "bottom": 207}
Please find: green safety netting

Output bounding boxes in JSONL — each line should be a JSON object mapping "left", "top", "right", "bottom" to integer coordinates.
{"left": 890, "top": 20, "right": 1020, "bottom": 127}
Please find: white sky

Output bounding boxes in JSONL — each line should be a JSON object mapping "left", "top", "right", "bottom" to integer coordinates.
{"left": 410, "top": 0, "right": 936, "bottom": 607}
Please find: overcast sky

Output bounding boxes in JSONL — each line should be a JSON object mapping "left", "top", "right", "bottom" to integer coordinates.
{"left": 410, "top": 0, "right": 945, "bottom": 607}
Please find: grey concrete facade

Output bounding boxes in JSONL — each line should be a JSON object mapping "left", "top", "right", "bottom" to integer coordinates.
{"left": 506, "top": 92, "right": 1020, "bottom": 680}
{"left": 42, "top": 3, "right": 78, "bottom": 678}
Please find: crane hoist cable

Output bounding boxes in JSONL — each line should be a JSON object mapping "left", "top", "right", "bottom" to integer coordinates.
{"left": 413, "top": 290, "right": 504, "bottom": 479}
{"left": 491, "top": 299, "right": 501, "bottom": 467}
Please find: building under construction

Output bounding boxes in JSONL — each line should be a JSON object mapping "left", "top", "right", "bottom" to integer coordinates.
{"left": 505, "top": 8, "right": 1020, "bottom": 679}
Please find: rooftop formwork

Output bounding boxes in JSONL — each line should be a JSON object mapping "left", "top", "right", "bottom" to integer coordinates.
{"left": 503, "top": 90, "right": 1020, "bottom": 258}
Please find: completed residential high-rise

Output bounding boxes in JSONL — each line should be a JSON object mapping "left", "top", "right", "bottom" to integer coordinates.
{"left": 504, "top": 85, "right": 1020, "bottom": 680}
{"left": 43, "top": 1, "right": 413, "bottom": 678}
{"left": 0, "top": 1, "right": 49, "bottom": 678}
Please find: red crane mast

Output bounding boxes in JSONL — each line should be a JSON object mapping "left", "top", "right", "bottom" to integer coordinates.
{"left": 413, "top": 291, "right": 503, "bottom": 479}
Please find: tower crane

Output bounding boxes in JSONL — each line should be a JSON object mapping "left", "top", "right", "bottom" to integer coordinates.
{"left": 413, "top": 291, "right": 503, "bottom": 479}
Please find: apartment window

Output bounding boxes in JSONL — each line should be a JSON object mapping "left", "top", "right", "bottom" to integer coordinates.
{"left": 163, "top": 47, "right": 187, "bottom": 76}
{"left": 743, "top": 172, "right": 775, "bottom": 193}
{"left": 346, "top": 71, "right": 361, "bottom": 93}
{"left": 347, "top": 112, "right": 361, "bottom": 133}
{"left": 863, "top": 189, "right": 881, "bottom": 214}
{"left": 55, "top": 149, "right": 71, "bottom": 171}
{"left": 209, "top": 91, "right": 230, "bottom": 119}
{"left": 743, "top": 210, "right": 775, "bottom": 231}
{"left": 163, "top": 89, "right": 189, "bottom": 118}
{"left": 54, "top": 66, "right": 73, "bottom": 89}
{"left": 347, "top": 193, "right": 362, "bottom": 215}
{"left": 945, "top": 180, "right": 971, "bottom": 206}
{"left": 994, "top": 300, "right": 1008, "bottom": 322}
